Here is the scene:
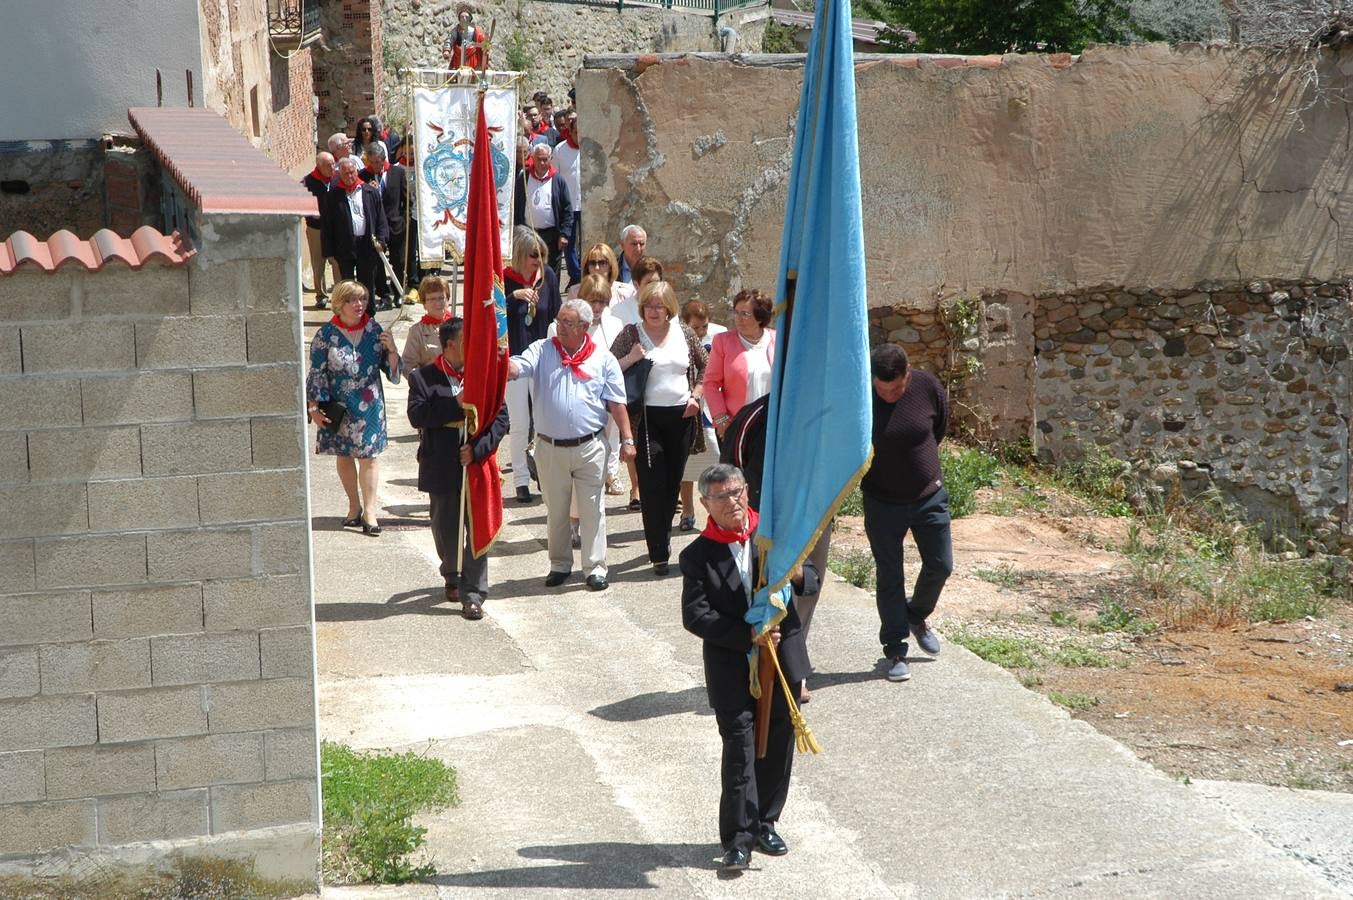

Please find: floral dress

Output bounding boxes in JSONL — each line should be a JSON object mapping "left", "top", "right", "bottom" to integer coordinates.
{"left": 306, "top": 320, "right": 400, "bottom": 458}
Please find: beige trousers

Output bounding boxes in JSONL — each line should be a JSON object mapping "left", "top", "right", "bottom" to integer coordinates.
{"left": 536, "top": 436, "right": 608, "bottom": 577}
{"left": 304, "top": 225, "right": 335, "bottom": 298}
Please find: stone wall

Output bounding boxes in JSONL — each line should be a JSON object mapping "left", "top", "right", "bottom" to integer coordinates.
{"left": 578, "top": 45, "right": 1353, "bottom": 537}
{"left": 0, "top": 217, "right": 319, "bottom": 886}
{"left": 377, "top": 0, "right": 769, "bottom": 128}
{"left": 0, "top": 142, "right": 107, "bottom": 239}
{"left": 315, "top": 0, "right": 386, "bottom": 139}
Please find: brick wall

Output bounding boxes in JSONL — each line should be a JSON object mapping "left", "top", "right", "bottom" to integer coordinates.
{"left": 267, "top": 48, "right": 318, "bottom": 173}
{"left": 0, "top": 219, "right": 318, "bottom": 882}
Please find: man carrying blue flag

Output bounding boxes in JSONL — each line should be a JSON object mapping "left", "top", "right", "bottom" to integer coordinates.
{"left": 680, "top": 464, "right": 819, "bottom": 872}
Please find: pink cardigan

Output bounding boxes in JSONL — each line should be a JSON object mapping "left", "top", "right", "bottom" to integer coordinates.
{"left": 704, "top": 328, "right": 776, "bottom": 422}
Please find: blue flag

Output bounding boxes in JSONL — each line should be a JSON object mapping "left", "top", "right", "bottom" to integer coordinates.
{"left": 748, "top": 0, "right": 871, "bottom": 637}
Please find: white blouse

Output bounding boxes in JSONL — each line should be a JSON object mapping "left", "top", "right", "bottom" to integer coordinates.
{"left": 740, "top": 331, "right": 773, "bottom": 404}
{"left": 640, "top": 323, "right": 691, "bottom": 407}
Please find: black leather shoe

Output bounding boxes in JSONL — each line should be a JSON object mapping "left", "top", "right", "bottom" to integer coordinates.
{"left": 544, "top": 571, "right": 569, "bottom": 587}
{"left": 756, "top": 828, "right": 788, "bottom": 856}
{"left": 718, "top": 848, "right": 750, "bottom": 870}
{"left": 586, "top": 574, "right": 608, "bottom": 591}
{"left": 653, "top": 562, "right": 669, "bottom": 576}
{"left": 516, "top": 486, "right": 532, "bottom": 503}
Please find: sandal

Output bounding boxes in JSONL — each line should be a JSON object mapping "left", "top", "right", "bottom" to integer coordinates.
{"left": 628, "top": 497, "right": 642, "bottom": 511}
{"left": 341, "top": 509, "right": 363, "bottom": 528}
{"left": 679, "top": 515, "right": 696, "bottom": 532}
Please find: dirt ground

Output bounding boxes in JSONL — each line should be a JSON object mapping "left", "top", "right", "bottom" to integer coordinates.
{"left": 832, "top": 509, "right": 1353, "bottom": 793}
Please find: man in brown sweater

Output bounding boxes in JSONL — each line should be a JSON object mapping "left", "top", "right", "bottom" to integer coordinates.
{"left": 860, "top": 344, "right": 953, "bottom": 683}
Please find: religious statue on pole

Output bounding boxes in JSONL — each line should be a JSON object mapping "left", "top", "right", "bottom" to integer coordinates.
{"left": 442, "top": 3, "right": 488, "bottom": 70}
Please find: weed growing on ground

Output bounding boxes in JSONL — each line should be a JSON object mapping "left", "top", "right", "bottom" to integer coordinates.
{"left": 950, "top": 629, "right": 1122, "bottom": 671}
{"left": 322, "top": 741, "right": 460, "bottom": 884}
{"left": 838, "top": 486, "right": 864, "bottom": 517}
{"left": 1282, "top": 761, "right": 1325, "bottom": 790}
{"left": 828, "top": 548, "right": 876, "bottom": 590}
{"left": 940, "top": 447, "right": 1001, "bottom": 518}
{"left": 1048, "top": 691, "right": 1100, "bottom": 711}
{"left": 1048, "top": 608, "right": 1078, "bottom": 628}
{"left": 1090, "top": 597, "right": 1159, "bottom": 635}
{"left": 1051, "top": 446, "right": 1134, "bottom": 516}
{"left": 973, "top": 565, "right": 1032, "bottom": 589}
{"left": 1020, "top": 673, "right": 1044, "bottom": 688}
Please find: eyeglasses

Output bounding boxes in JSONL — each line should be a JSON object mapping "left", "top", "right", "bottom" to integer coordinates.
{"left": 642, "top": 304, "right": 667, "bottom": 312}
{"left": 733, "top": 309, "right": 757, "bottom": 319}
{"left": 707, "top": 486, "right": 746, "bottom": 503}
{"left": 587, "top": 259, "right": 609, "bottom": 267}
{"left": 556, "top": 319, "right": 587, "bottom": 330}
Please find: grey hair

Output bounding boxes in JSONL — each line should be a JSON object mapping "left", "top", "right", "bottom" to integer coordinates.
{"left": 364, "top": 141, "right": 388, "bottom": 162}
{"left": 698, "top": 464, "right": 744, "bottom": 497}
{"left": 620, "top": 224, "right": 646, "bottom": 242}
{"left": 336, "top": 156, "right": 359, "bottom": 172}
{"left": 530, "top": 142, "right": 552, "bottom": 157}
{"left": 326, "top": 132, "right": 349, "bottom": 153}
{"left": 560, "top": 297, "right": 593, "bottom": 325}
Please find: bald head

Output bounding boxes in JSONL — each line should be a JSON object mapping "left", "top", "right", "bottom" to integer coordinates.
{"left": 316, "top": 152, "right": 335, "bottom": 179}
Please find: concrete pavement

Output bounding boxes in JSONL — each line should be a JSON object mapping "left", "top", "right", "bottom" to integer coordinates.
{"left": 311, "top": 308, "right": 1347, "bottom": 898}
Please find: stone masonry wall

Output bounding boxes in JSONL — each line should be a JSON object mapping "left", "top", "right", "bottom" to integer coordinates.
{"left": 0, "top": 217, "right": 319, "bottom": 884}
{"left": 315, "top": 0, "right": 386, "bottom": 139}
{"left": 378, "top": 0, "right": 769, "bottom": 128}
{"left": 1032, "top": 280, "right": 1352, "bottom": 539}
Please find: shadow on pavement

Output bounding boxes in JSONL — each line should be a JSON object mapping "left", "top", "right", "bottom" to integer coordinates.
{"left": 315, "top": 587, "right": 461, "bottom": 621}
{"left": 431, "top": 841, "right": 718, "bottom": 889}
{"left": 588, "top": 686, "right": 711, "bottom": 722}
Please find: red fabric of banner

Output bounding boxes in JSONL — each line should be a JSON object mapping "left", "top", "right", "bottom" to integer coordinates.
{"left": 460, "top": 97, "right": 509, "bottom": 557}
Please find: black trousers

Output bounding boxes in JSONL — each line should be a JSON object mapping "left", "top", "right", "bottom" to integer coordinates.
{"left": 715, "top": 684, "right": 793, "bottom": 853}
{"left": 428, "top": 491, "right": 488, "bottom": 602}
{"left": 864, "top": 487, "right": 954, "bottom": 659}
{"left": 532, "top": 225, "right": 563, "bottom": 279}
{"left": 635, "top": 405, "right": 693, "bottom": 564}
{"left": 338, "top": 238, "right": 382, "bottom": 316}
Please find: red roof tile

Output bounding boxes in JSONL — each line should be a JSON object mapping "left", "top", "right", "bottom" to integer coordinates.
{"left": 0, "top": 226, "right": 195, "bottom": 274}
{"left": 127, "top": 107, "right": 318, "bottom": 217}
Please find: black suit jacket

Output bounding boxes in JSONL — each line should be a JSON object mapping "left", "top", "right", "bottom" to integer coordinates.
{"left": 379, "top": 166, "right": 409, "bottom": 237}
{"left": 513, "top": 169, "right": 574, "bottom": 240}
{"left": 406, "top": 363, "right": 510, "bottom": 495}
{"left": 301, "top": 173, "right": 328, "bottom": 230}
{"left": 680, "top": 534, "right": 818, "bottom": 710}
{"left": 320, "top": 184, "right": 389, "bottom": 262}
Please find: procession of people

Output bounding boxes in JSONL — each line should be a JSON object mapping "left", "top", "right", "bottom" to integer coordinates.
{"left": 298, "top": 1, "right": 946, "bottom": 871}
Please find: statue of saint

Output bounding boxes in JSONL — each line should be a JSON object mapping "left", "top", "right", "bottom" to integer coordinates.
{"left": 442, "top": 3, "right": 487, "bottom": 69}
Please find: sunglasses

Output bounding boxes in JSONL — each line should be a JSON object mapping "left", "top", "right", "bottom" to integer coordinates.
{"left": 587, "top": 259, "right": 609, "bottom": 267}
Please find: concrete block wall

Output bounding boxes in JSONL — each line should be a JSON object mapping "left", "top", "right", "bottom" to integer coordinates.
{"left": 0, "top": 216, "right": 319, "bottom": 885}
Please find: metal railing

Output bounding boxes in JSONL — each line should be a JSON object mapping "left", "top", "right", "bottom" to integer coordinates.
{"left": 267, "top": 0, "right": 322, "bottom": 51}
{"left": 542, "top": 0, "right": 766, "bottom": 16}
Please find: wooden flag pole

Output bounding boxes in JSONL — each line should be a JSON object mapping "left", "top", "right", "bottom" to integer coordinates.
{"left": 457, "top": 420, "right": 468, "bottom": 574}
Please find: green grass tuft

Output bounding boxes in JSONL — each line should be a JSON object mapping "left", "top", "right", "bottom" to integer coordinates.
{"left": 948, "top": 631, "right": 1040, "bottom": 669}
{"left": 940, "top": 447, "right": 1001, "bottom": 518}
{"left": 1048, "top": 690, "right": 1100, "bottom": 711}
{"left": 322, "top": 741, "right": 460, "bottom": 885}
{"left": 828, "top": 547, "right": 876, "bottom": 589}
{"left": 973, "top": 565, "right": 1033, "bottom": 590}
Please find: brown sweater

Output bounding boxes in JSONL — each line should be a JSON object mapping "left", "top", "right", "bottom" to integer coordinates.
{"left": 861, "top": 369, "right": 949, "bottom": 504}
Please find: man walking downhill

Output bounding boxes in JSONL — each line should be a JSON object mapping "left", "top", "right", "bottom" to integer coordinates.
{"left": 862, "top": 344, "right": 953, "bottom": 682}
{"left": 406, "top": 318, "right": 510, "bottom": 620}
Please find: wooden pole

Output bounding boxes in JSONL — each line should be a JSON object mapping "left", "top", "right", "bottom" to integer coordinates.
{"left": 457, "top": 420, "right": 469, "bottom": 574}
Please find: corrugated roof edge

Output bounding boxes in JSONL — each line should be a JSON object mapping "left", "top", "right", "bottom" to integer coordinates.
{"left": 0, "top": 226, "right": 196, "bottom": 274}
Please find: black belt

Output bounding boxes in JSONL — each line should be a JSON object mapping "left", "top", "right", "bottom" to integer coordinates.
{"left": 539, "top": 429, "right": 602, "bottom": 448}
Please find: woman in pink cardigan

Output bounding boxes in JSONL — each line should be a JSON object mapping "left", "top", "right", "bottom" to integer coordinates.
{"left": 704, "top": 289, "right": 776, "bottom": 441}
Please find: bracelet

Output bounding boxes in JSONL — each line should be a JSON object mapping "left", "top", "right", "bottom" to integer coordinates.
{"left": 621, "top": 438, "right": 636, "bottom": 445}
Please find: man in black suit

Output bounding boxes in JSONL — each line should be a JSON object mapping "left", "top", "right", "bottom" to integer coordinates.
{"left": 513, "top": 142, "right": 573, "bottom": 278}
{"left": 321, "top": 156, "right": 389, "bottom": 317}
{"left": 363, "top": 142, "right": 409, "bottom": 309}
{"left": 680, "top": 463, "right": 818, "bottom": 872}
{"left": 406, "top": 318, "right": 510, "bottom": 620}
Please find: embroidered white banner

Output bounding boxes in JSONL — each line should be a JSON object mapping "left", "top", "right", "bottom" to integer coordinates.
{"left": 410, "top": 71, "right": 518, "bottom": 264}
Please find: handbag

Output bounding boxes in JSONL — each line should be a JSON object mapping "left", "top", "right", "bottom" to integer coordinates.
{"left": 318, "top": 400, "right": 347, "bottom": 431}
{"left": 621, "top": 324, "right": 652, "bottom": 423}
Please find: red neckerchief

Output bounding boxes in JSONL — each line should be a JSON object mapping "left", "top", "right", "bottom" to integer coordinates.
{"left": 551, "top": 334, "right": 595, "bottom": 380}
{"left": 331, "top": 313, "right": 370, "bottom": 332}
{"left": 307, "top": 166, "right": 328, "bottom": 183}
{"left": 561, "top": 128, "right": 579, "bottom": 150}
{"left": 503, "top": 266, "right": 536, "bottom": 287}
{"left": 338, "top": 172, "right": 361, "bottom": 193}
{"left": 434, "top": 354, "right": 464, "bottom": 384}
{"left": 701, "top": 508, "right": 758, "bottom": 545}
{"left": 528, "top": 164, "right": 556, "bottom": 183}
{"left": 364, "top": 161, "right": 390, "bottom": 177}
{"left": 420, "top": 311, "right": 451, "bottom": 326}
{"left": 533, "top": 121, "right": 549, "bottom": 136}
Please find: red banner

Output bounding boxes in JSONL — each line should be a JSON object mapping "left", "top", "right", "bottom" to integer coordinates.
{"left": 461, "top": 95, "right": 509, "bottom": 557}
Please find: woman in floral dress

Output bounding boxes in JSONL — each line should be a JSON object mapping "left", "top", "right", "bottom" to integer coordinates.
{"left": 306, "top": 281, "right": 401, "bottom": 536}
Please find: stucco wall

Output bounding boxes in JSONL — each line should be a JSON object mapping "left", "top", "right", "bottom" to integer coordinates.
{"left": 577, "top": 45, "right": 1353, "bottom": 310}
{"left": 0, "top": 0, "right": 203, "bottom": 140}
{"left": 0, "top": 217, "right": 320, "bottom": 888}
